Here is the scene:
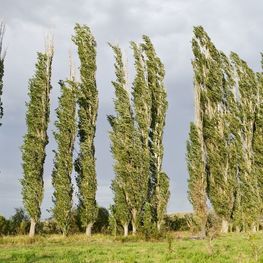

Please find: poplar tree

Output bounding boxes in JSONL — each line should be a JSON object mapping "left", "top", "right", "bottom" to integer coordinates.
{"left": 108, "top": 44, "right": 148, "bottom": 235}
{"left": 0, "top": 23, "right": 5, "bottom": 126}
{"left": 253, "top": 56, "right": 263, "bottom": 218}
{"left": 231, "top": 52, "right": 261, "bottom": 229}
{"left": 192, "top": 27, "right": 237, "bottom": 232}
{"left": 72, "top": 24, "right": 98, "bottom": 236}
{"left": 52, "top": 79, "right": 77, "bottom": 236}
{"left": 187, "top": 122, "right": 207, "bottom": 237}
{"left": 141, "top": 36, "right": 169, "bottom": 231}
{"left": 21, "top": 41, "right": 53, "bottom": 237}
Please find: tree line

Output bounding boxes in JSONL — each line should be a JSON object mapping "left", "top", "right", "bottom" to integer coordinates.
{"left": 0, "top": 23, "right": 262, "bottom": 238}
{"left": 187, "top": 26, "right": 263, "bottom": 237}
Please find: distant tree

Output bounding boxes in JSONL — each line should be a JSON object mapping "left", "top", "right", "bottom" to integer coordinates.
{"left": 21, "top": 41, "right": 53, "bottom": 237}
{"left": 72, "top": 24, "right": 98, "bottom": 236}
{"left": 0, "top": 23, "right": 5, "bottom": 126}
{"left": 9, "top": 208, "right": 30, "bottom": 235}
{"left": 141, "top": 36, "right": 169, "bottom": 231}
{"left": 93, "top": 207, "right": 109, "bottom": 233}
{"left": 0, "top": 215, "right": 8, "bottom": 235}
{"left": 52, "top": 79, "right": 77, "bottom": 236}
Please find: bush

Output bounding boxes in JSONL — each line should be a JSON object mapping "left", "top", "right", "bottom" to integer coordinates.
{"left": 93, "top": 207, "right": 109, "bottom": 233}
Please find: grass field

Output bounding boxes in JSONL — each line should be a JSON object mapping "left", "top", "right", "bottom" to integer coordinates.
{"left": 0, "top": 232, "right": 263, "bottom": 262}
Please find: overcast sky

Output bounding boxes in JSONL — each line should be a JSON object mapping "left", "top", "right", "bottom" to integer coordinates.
{"left": 0, "top": 0, "right": 262, "bottom": 218}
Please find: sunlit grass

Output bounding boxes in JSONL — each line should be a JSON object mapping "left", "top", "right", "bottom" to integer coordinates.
{"left": 0, "top": 232, "right": 263, "bottom": 262}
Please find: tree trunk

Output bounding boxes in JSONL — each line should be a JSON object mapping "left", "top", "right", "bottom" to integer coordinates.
{"left": 157, "top": 221, "right": 161, "bottom": 232}
{"left": 86, "top": 223, "right": 93, "bottom": 237}
{"left": 251, "top": 223, "right": 257, "bottom": 233}
{"left": 123, "top": 223, "right": 128, "bottom": 237}
{"left": 221, "top": 219, "right": 229, "bottom": 233}
{"left": 200, "top": 223, "right": 206, "bottom": 238}
{"left": 131, "top": 209, "right": 137, "bottom": 235}
{"left": 235, "top": 226, "right": 240, "bottom": 233}
{"left": 132, "top": 222, "right": 137, "bottom": 235}
{"left": 29, "top": 219, "right": 36, "bottom": 238}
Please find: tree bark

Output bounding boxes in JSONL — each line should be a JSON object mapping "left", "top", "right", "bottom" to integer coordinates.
{"left": 131, "top": 209, "right": 137, "bottom": 235}
{"left": 235, "top": 226, "right": 240, "bottom": 233}
{"left": 29, "top": 218, "right": 36, "bottom": 238}
{"left": 86, "top": 223, "right": 93, "bottom": 236}
{"left": 123, "top": 223, "right": 128, "bottom": 237}
{"left": 221, "top": 219, "right": 229, "bottom": 233}
{"left": 157, "top": 221, "right": 161, "bottom": 232}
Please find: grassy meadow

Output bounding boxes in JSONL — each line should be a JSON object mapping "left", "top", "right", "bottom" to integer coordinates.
{"left": 0, "top": 232, "right": 263, "bottom": 263}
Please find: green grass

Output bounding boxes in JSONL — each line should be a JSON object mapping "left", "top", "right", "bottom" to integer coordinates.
{"left": 0, "top": 232, "right": 263, "bottom": 262}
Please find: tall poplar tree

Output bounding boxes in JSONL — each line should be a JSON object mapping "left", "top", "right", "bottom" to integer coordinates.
{"left": 192, "top": 27, "right": 237, "bottom": 232}
{"left": 141, "top": 36, "right": 169, "bottom": 231}
{"left": 109, "top": 44, "right": 148, "bottom": 235}
{"left": 231, "top": 52, "right": 261, "bottom": 229}
{"left": 72, "top": 24, "right": 98, "bottom": 236}
{"left": 253, "top": 56, "right": 263, "bottom": 219}
{"left": 52, "top": 79, "right": 77, "bottom": 236}
{"left": 0, "top": 23, "right": 6, "bottom": 126}
{"left": 21, "top": 42, "right": 53, "bottom": 237}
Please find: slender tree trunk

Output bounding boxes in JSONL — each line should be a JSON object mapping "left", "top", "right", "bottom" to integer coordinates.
{"left": 221, "top": 219, "right": 229, "bottom": 233}
{"left": 29, "top": 219, "right": 36, "bottom": 238}
{"left": 157, "top": 221, "right": 161, "bottom": 232}
{"left": 123, "top": 223, "right": 128, "bottom": 237}
{"left": 131, "top": 209, "right": 137, "bottom": 235}
{"left": 235, "top": 226, "right": 240, "bottom": 233}
{"left": 86, "top": 223, "right": 93, "bottom": 236}
{"left": 251, "top": 223, "right": 257, "bottom": 233}
{"left": 200, "top": 223, "right": 206, "bottom": 238}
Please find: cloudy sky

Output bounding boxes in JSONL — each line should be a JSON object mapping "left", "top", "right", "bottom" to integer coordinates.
{"left": 0, "top": 0, "right": 262, "bottom": 218}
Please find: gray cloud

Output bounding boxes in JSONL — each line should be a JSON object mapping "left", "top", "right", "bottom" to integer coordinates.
{"left": 0, "top": 0, "right": 262, "bottom": 218}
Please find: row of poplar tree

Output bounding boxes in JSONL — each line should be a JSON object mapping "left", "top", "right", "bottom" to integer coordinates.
{"left": 187, "top": 26, "right": 263, "bottom": 237}
{"left": 1, "top": 23, "right": 262, "bottom": 238}
{"left": 0, "top": 23, "right": 170, "bottom": 237}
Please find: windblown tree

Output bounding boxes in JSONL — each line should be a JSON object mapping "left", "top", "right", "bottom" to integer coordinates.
{"left": 253, "top": 56, "right": 263, "bottom": 223}
{"left": 52, "top": 78, "right": 77, "bottom": 236}
{"left": 191, "top": 26, "right": 238, "bottom": 233}
{"left": 187, "top": 122, "right": 207, "bottom": 237}
{"left": 72, "top": 24, "right": 98, "bottom": 236}
{"left": 231, "top": 52, "right": 261, "bottom": 230}
{"left": 0, "top": 23, "right": 6, "bottom": 126}
{"left": 108, "top": 44, "right": 149, "bottom": 235}
{"left": 21, "top": 41, "right": 53, "bottom": 237}
{"left": 141, "top": 36, "right": 169, "bottom": 231}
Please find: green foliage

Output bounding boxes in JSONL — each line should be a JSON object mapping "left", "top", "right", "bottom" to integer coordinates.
{"left": 109, "top": 43, "right": 148, "bottom": 233}
{"left": 52, "top": 80, "right": 77, "bottom": 236}
{"left": 0, "top": 215, "right": 8, "bottom": 236}
{"left": 187, "top": 122, "right": 207, "bottom": 235}
{"left": 191, "top": 26, "right": 241, "bottom": 227}
{"left": 141, "top": 36, "right": 169, "bottom": 228}
{"left": 109, "top": 37, "right": 169, "bottom": 235}
{"left": 72, "top": 24, "right": 98, "bottom": 230}
{"left": 21, "top": 47, "right": 53, "bottom": 224}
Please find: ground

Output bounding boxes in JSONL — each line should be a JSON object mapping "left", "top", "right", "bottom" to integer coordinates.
{"left": 0, "top": 232, "right": 263, "bottom": 262}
